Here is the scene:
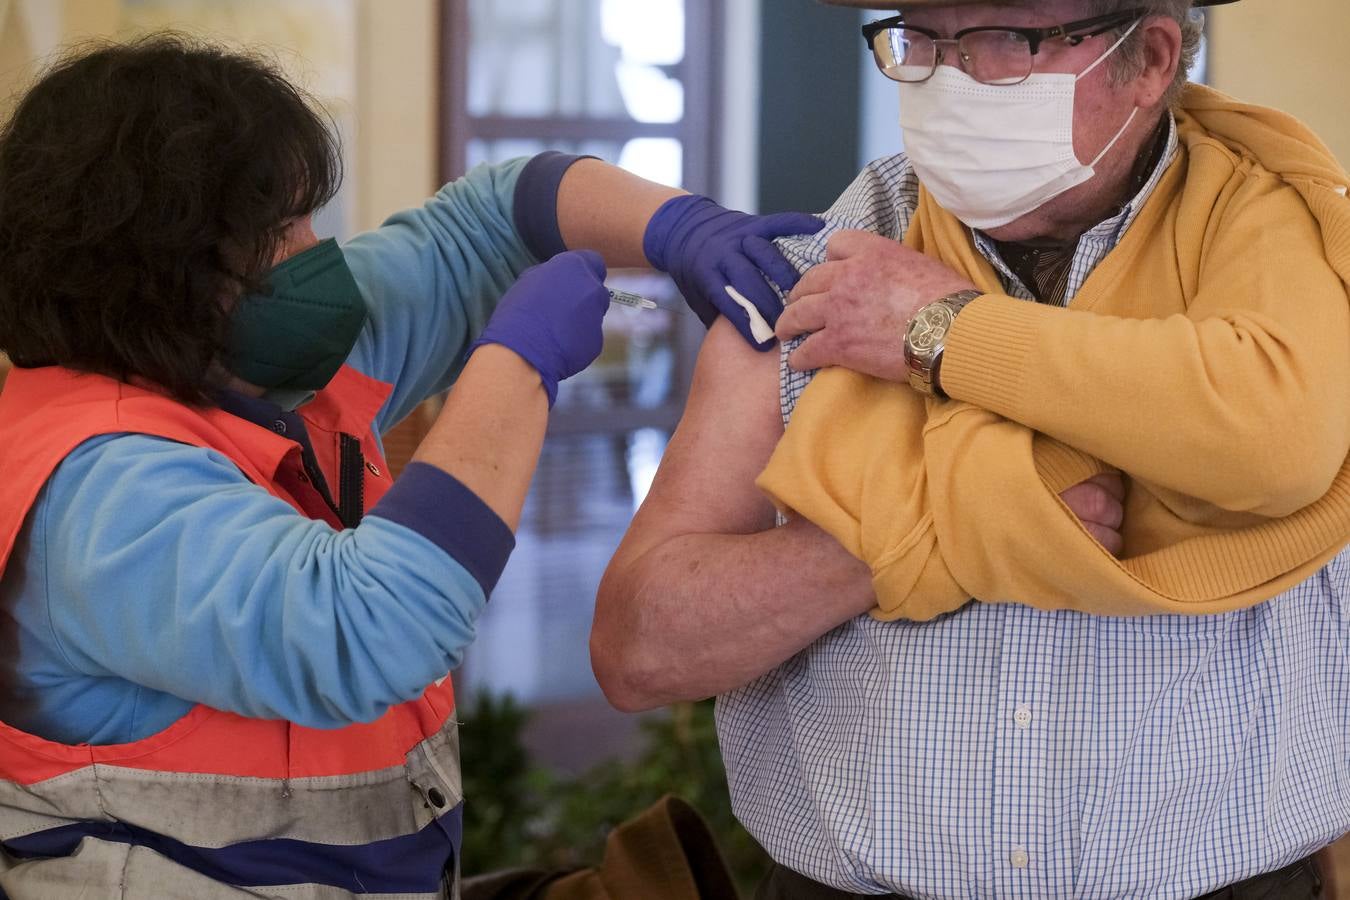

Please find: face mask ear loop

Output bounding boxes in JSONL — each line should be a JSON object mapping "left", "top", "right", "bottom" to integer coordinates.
{"left": 1076, "top": 19, "right": 1143, "bottom": 167}
{"left": 1076, "top": 18, "right": 1142, "bottom": 82}
{"left": 1089, "top": 106, "right": 1140, "bottom": 166}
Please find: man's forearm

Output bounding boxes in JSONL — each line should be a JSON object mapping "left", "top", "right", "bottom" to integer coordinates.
{"left": 593, "top": 519, "right": 875, "bottom": 711}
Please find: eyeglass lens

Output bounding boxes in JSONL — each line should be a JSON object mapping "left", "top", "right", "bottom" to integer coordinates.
{"left": 871, "top": 27, "right": 1035, "bottom": 85}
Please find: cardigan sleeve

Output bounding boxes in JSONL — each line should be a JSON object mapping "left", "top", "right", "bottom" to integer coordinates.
{"left": 940, "top": 171, "right": 1350, "bottom": 517}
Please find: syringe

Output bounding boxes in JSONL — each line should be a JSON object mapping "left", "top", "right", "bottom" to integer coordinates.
{"left": 607, "top": 288, "right": 658, "bottom": 311}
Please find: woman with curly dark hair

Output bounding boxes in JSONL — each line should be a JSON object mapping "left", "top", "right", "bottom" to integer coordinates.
{"left": 0, "top": 34, "right": 821, "bottom": 898}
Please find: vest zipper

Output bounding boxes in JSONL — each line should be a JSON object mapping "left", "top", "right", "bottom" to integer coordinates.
{"left": 337, "top": 433, "right": 365, "bottom": 529}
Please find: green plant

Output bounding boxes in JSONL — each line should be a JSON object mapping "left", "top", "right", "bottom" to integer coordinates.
{"left": 459, "top": 692, "right": 770, "bottom": 894}
{"left": 457, "top": 691, "right": 550, "bottom": 870}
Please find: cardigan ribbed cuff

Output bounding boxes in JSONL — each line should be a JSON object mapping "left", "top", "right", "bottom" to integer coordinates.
{"left": 1034, "top": 441, "right": 1114, "bottom": 494}
{"left": 939, "top": 294, "right": 1049, "bottom": 422}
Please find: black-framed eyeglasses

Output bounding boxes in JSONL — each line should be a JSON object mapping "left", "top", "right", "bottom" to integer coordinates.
{"left": 861, "top": 8, "right": 1145, "bottom": 86}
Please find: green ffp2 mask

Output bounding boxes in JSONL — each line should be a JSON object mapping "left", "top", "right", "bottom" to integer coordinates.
{"left": 225, "top": 238, "right": 368, "bottom": 393}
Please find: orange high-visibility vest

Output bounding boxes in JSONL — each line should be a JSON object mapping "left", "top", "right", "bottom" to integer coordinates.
{"left": 0, "top": 365, "right": 462, "bottom": 899}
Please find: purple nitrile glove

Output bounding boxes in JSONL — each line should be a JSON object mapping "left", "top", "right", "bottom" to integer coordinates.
{"left": 643, "top": 194, "right": 826, "bottom": 350}
{"left": 471, "top": 250, "right": 610, "bottom": 407}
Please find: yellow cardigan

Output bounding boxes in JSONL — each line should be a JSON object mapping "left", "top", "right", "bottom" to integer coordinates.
{"left": 756, "top": 85, "right": 1350, "bottom": 621}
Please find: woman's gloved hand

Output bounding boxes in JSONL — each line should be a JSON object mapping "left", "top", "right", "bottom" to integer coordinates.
{"left": 643, "top": 194, "right": 825, "bottom": 350}
{"left": 472, "top": 250, "right": 610, "bottom": 407}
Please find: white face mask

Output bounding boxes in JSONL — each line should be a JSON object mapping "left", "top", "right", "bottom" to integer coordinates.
{"left": 897, "top": 21, "right": 1141, "bottom": 231}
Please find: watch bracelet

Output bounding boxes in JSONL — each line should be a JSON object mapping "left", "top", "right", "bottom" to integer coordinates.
{"left": 906, "top": 289, "right": 983, "bottom": 399}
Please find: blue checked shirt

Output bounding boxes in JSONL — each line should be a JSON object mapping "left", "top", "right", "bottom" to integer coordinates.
{"left": 716, "top": 116, "right": 1350, "bottom": 899}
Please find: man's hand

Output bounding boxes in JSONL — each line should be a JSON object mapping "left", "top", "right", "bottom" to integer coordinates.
{"left": 1059, "top": 472, "right": 1126, "bottom": 557}
{"left": 776, "top": 230, "right": 977, "bottom": 379}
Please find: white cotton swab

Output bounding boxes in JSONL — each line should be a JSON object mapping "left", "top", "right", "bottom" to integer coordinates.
{"left": 724, "top": 286, "right": 776, "bottom": 344}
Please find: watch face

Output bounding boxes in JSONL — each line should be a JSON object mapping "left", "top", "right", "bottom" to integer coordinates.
{"left": 907, "top": 305, "right": 955, "bottom": 354}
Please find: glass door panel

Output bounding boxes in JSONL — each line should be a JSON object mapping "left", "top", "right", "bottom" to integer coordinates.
{"left": 442, "top": 0, "right": 718, "bottom": 707}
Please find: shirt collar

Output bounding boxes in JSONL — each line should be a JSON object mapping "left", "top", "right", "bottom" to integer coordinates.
{"left": 215, "top": 388, "right": 293, "bottom": 424}
{"left": 215, "top": 388, "right": 312, "bottom": 444}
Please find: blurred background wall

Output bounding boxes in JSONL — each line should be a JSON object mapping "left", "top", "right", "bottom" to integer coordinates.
{"left": 1209, "top": 0, "right": 1350, "bottom": 166}
{"left": 0, "top": 0, "right": 438, "bottom": 234}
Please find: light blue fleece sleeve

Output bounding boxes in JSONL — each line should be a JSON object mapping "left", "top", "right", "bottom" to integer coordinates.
{"left": 342, "top": 158, "right": 539, "bottom": 434}
{"left": 17, "top": 433, "right": 490, "bottom": 741}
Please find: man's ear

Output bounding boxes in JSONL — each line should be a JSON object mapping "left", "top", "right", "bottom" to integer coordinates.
{"left": 1132, "top": 15, "right": 1183, "bottom": 110}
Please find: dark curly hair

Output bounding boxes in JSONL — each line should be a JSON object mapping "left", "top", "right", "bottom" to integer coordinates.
{"left": 0, "top": 34, "right": 341, "bottom": 404}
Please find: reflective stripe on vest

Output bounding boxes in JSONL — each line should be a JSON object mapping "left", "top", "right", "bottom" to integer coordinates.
{"left": 0, "top": 366, "right": 461, "bottom": 899}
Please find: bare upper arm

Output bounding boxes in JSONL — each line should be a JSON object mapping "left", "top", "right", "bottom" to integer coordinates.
{"left": 614, "top": 318, "right": 783, "bottom": 564}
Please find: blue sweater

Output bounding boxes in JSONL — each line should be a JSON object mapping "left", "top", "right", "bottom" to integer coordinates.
{"left": 0, "top": 154, "right": 580, "bottom": 745}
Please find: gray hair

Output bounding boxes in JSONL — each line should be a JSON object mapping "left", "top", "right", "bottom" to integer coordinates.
{"left": 1086, "top": 0, "right": 1204, "bottom": 108}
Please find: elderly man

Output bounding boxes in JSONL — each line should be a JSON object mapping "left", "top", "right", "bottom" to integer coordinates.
{"left": 593, "top": 1, "right": 1350, "bottom": 898}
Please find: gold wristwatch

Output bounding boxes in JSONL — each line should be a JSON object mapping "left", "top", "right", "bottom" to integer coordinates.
{"left": 903, "top": 289, "right": 982, "bottom": 399}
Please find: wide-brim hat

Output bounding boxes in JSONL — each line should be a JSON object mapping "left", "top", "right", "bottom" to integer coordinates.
{"left": 821, "top": 0, "right": 1238, "bottom": 8}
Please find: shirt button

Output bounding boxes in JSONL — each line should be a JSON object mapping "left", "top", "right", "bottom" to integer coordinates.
{"left": 1010, "top": 847, "right": 1029, "bottom": 869}
{"left": 1014, "top": 705, "right": 1033, "bottom": 729}
{"left": 366, "top": 461, "right": 381, "bottom": 477}
{"left": 271, "top": 419, "right": 287, "bottom": 435}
